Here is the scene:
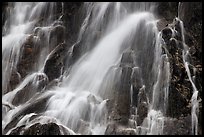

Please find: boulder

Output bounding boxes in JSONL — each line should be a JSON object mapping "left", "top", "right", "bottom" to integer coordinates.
{"left": 43, "top": 43, "right": 69, "bottom": 82}
{"left": 9, "top": 123, "right": 61, "bottom": 135}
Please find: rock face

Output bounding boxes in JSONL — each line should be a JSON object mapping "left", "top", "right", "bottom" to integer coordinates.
{"left": 156, "top": 2, "right": 178, "bottom": 21}
{"left": 158, "top": 2, "right": 202, "bottom": 135}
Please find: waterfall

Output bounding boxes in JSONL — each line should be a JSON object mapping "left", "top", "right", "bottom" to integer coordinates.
{"left": 2, "top": 2, "right": 201, "bottom": 135}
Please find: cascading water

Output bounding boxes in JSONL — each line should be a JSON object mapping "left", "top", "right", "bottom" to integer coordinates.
{"left": 2, "top": 2, "right": 201, "bottom": 135}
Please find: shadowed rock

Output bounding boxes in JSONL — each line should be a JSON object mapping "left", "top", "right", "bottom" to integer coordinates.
{"left": 44, "top": 43, "right": 69, "bottom": 82}
{"left": 9, "top": 123, "right": 61, "bottom": 135}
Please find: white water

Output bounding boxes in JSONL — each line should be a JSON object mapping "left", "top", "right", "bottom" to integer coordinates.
{"left": 45, "top": 11, "right": 159, "bottom": 135}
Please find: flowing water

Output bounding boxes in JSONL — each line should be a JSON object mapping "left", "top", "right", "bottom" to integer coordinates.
{"left": 2, "top": 2, "right": 200, "bottom": 135}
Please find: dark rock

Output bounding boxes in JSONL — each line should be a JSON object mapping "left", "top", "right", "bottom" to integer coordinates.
{"left": 62, "top": 2, "right": 84, "bottom": 46}
{"left": 163, "top": 115, "right": 192, "bottom": 135}
{"left": 9, "top": 70, "right": 21, "bottom": 92}
{"left": 44, "top": 43, "right": 69, "bottom": 82}
{"left": 9, "top": 125, "right": 26, "bottom": 135}
{"left": 166, "top": 85, "right": 190, "bottom": 118}
{"left": 119, "top": 66, "right": 133, "bottom": 94}
{"left": 105, "top": 123, "right": 117, "bottom": 135}
{"left": 71, "top": 42, "right": 83, "bottom": 63}
{"left": 157, "top": 18, "right": 172, "bottom": 31}
{"left": 77, "top": 120, "right": 90, "bottom": 134}
{"left": 116, "top": 128, "right": 137, "bottom": 135}
{"left": 49, "top": 25, "right": 65, "bottom": 51}
{"left": 156, "top": 2, "right": 178, "bottom": 21}
{"left": 178, "top": 2, "right": 202, "bottom": 32}
{"left": 12, "top": 73, "right": 48, "bottom": 106}
{"left": 23, "top": 123, "right": 61, "bottom": 135}
{"left": 136, "top": 87, "right": 148, "bottom": 126}
{"left": 9, "top": 123, "right": 61, "bottom": 135}
{"left": 159, "top": 5, "right": 202, "bottom": 120}
{"left": 105, "top": 123, "right": 136, "bottom": 135}
{"left": 4, "top": 94, "right": 52, "bottom": 134}
{"left": 131, "top": 67, "right": 143, "bottom": 107}
{"left": 115, "top": 66, "right": 132, "bottom": 124}
{"left": 161, "top": 27, "right": 173, "bottom": 42}
{"left": 17, "top": 35, "right": 40, "bottom": 78}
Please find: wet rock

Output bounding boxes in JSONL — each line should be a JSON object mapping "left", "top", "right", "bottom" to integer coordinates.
{"left": 105, "top": 123, "right": 136, "bottom": 135}
{"left": 156, "top": 2, "right": 178, "bottom": 21}
{"left": 71, "top": 42, "right": 82, "bottom": 63}
{"left": 120, "top": 50, "right": 134, "bottom": 68}
{"left": 178, "top": 2, "right": 202, "bottom": 32}
{"left": 44, "top": 43, "right": 69, "bottom": 82}
{"left": 163, "top": 115, "right": 192, "bottom": 135}
{"left": 159, "top": 8, "right": 201, "bottom": 120}
{"left": 9, "top": 125, "right": 26, "bottom": 135}
{"left": 62, "top": 2, "right": 84, "bottom": 44}
{"left": 105, "top": 123, "right": 117, "bottom": 135}
{"left": 9, "top": 70, "right": 21, "bottom": 91}
{"left": 117, "top": 128, "right": 137, "bottom": 135}
{"left": 49, "top": 25, "right": 65, "bottom": 51}
{"left": 45, "top": 79, "right": 60, "bottom": 90}
{"left": 116, "top": 66, "right": 132, "bottom": 124}
{"left": 136, "top": 87, "right": 148, "bottom": 126}
{"left": 4, "top": 94, "right": 52, "bottom": 134}
{"left": 157, "top": 18, "right": 172, "bottom": 31}
{"left": 166, "top": 84, "right": 190, "bottom": 118}
{"left": 77, "top": 120, "right": 90, "bottom": 135}
{"left": 2, "top": 103, "right": 15, "bottom": 119}
{"left": 23, "top": 123, "right": 61, "bottom": 135}
{"left": 17, "top": 35, "right": 40, "bottom": 78}
{"left": 12, "top": 73, "right": 48, "bottom": 106}
{"left": 9, "top": 123, "right": 61, "bottom": 135}
{"left": 161, "top": 27, "right": 173, "bottom": 42}
{"left": 131, "top": 67, "right": 143, "bottom": 107}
